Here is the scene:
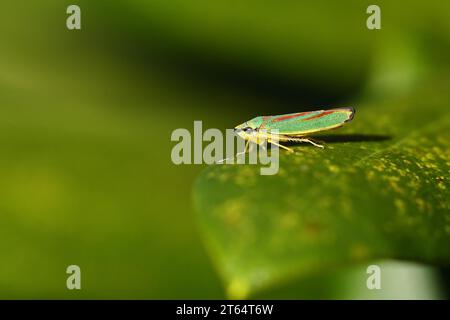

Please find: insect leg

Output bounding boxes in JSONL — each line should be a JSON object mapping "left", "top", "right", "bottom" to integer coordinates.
{"left": 217, "top": 140, "right": 250, "bottom": 163}
{"left": 288, "top": 136, "right": 324, "bottom": 148}
{"left": 300, "top": 138, "right": 324, "bottom": 148}
{"left": 248, "top": 141, "right": 256, "bottom": 153}
{"left": 236, "top": 140, "right": 250, "bottom": 157}
{"left": 216, "top": 157, "right": 229, "bottom": 164}
{"left": 268, "top": 139, "right": 294, "bottom": 153}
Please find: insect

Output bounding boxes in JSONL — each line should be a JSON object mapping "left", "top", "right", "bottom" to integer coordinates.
{"left": 234, "top": 107, "right": 355, "bottom": 152}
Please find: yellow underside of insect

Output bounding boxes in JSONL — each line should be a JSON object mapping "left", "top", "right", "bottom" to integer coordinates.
{"left": 241, "top": 133, "right": 324, "bottom": 153}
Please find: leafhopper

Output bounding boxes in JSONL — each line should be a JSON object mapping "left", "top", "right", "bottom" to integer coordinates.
{"left": 234, "top": 107, "right": 355, "bottom": 152}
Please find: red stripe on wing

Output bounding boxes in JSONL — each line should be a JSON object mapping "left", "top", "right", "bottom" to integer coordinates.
{"left": 301, "top": 110, "right": 335, "bottom": 121}
{"left": 272, "top": 111, "right": 312, "bottom": 122}
{"left": 259, "top": 116, "right": 271, "bottom": 129}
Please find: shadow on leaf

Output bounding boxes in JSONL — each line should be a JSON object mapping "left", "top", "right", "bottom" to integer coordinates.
{"left": 312, "top": 134, "right": 391, "bottom": 143}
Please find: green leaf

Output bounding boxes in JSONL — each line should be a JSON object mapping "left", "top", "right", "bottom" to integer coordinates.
{"left": 194, "top": 83, "right": 450, "bottom": 299}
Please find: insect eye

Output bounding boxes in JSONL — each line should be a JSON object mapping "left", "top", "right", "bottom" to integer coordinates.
{"left": 244, "top": 127, "right": 253, "bottom": 133}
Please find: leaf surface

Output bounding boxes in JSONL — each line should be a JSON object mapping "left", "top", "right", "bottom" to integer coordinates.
{"left": 194, "top": 85, "right": 450, "bottom": 298}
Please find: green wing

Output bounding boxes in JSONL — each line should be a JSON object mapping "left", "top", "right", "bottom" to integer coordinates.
{"left": 258, "top": 108, "right": 355, "bottom": 135}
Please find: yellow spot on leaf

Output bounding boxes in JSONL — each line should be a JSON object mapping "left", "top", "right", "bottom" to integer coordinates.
{"left": 280, "top": 212, "right": 299, "bottom": 229}
{"left": 328, "top": 164, "right": 340, "bottom": 173}
{"left": 394, "top": 198, "right": 406, "bottom": 215}
{"left": 219, "top": 199, "right": 245, "bottom": 227}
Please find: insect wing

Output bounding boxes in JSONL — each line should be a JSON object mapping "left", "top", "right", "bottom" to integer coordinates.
{"left": 265, "top": 108, "right": 354, "bottom": 135}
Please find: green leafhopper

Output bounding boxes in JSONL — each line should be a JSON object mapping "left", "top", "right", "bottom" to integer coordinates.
{"left": 234, "top": 107, "right": 355, "bottom": 152}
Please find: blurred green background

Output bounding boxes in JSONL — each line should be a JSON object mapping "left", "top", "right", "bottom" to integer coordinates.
{"left": 0, "top": 1, "right": 448, "bottom": 298}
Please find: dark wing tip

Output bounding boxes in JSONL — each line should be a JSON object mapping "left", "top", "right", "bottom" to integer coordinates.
{"left": 345, "top": 107, "right": 356, "bottom": 122}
